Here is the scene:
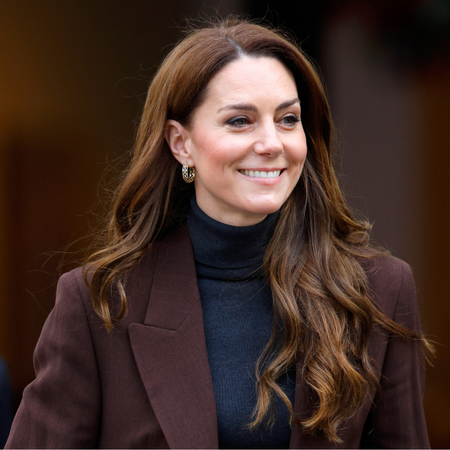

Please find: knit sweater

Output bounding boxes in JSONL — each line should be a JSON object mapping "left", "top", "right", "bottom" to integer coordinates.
{"left": 187, "top": 199, "right": 296, "bottom": 449}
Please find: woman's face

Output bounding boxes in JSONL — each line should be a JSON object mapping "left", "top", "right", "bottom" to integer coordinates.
{"left": 167, "top": 56, "right": 307, "bottom": 226}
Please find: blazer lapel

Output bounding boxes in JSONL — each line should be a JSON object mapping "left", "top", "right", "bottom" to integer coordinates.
{"left": 129, "top": 225, "right": 218, "bottom": 449}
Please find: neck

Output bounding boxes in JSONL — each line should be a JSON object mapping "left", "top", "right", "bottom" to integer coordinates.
{"left": 187, "top": 197, "right": 280, "bottom": 275}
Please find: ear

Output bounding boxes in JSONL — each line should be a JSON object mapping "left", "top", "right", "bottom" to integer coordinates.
{"left": 165, "top": 120, "right": 194, "bottom": 166}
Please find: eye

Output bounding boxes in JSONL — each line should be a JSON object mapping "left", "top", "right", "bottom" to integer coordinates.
{"left": 226, "top": 116, "right": 250, "bottom": 127}
{"left": 280, "top": 114, "right": 300, "bottom": 127}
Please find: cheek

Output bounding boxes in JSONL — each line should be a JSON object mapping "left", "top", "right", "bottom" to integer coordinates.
{"left": 288, "top": 138, "right": 308, "bottom": 166}
{"left": 196, "top": 148, "right": 229, "bottom": 171}
{"left": 192, "top": 137, "right": 242, "bottom": 171}
{"left": 297, "top": 134, "right": 308, "bottom": 161}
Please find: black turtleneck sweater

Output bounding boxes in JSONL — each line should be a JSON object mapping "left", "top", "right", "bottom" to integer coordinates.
{"left": 187, "top": 199, "right": 296, "bottom": 449}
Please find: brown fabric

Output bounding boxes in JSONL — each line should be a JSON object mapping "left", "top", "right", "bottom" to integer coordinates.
{"left": 5, "top": 225, "right": 430, "bottom": 449}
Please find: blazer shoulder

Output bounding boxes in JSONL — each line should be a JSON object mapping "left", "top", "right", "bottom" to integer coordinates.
{"left": 363, "top": 253, "right": 413, "bottom": 286}
{"left": 58, "top": 266, "right": 88, "bottom": 292}
{"left": 54, "top": 236, "right": 174, "bottom": 328}
{"left": 53, "top": 266, "right": 92, "bottom": 314}
{"left": 362, "top": 254, "right": 417, "bottom": 321}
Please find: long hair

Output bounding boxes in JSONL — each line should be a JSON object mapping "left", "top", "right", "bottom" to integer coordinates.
{"left": 85, "top": 18, "right": 430, "bottom": 442}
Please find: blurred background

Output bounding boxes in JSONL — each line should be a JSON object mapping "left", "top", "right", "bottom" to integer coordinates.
{"left": 0, "top": 0, "right": 449, "bottom": 447}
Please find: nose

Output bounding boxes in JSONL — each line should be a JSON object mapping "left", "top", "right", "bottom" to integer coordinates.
{"left": 253, "top": 121, "right": 283, "bottom": 156}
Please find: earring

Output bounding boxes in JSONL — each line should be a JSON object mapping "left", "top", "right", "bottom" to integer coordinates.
{"left": 182, "top": 164, "right": 195, "bottom": 183}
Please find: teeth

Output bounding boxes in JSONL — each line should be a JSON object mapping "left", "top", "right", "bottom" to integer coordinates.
{"left": 240, "top": 170, "right": 281, "bottom": 178}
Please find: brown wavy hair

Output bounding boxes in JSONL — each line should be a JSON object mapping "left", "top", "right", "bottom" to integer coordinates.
{"left": 85, "top": 18, "right": 431, "bottom": 442}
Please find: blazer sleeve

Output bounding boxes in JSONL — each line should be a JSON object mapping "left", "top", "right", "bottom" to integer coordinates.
{"left": 6, "top": 270, "right": 101, "bottom": 449}
{"left": 360, "top": 260, "right": 430, "bottom": 449}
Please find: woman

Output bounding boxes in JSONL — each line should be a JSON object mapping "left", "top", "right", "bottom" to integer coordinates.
{"left": 6, "top": 18, "right": 431, "bottom": 449}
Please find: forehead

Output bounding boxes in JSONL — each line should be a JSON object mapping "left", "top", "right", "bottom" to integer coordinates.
{"left": 201, "top": 56, "right": 298, "bottom": 108}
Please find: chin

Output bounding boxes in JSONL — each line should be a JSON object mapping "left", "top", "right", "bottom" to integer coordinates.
{"left": 248, "top": 201, "right": 284, "bottom": 216}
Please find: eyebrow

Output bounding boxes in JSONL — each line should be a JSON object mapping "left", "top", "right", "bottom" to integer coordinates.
{"left": 275, "top": 98, "right": 300, "bottom": 112}
{"left": 218, "top": 97, "right": 300, "bottom": 113}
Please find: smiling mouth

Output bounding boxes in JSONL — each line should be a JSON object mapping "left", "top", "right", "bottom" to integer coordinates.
{"left": 239, "top": 169, "right": 283, "bottom": 178}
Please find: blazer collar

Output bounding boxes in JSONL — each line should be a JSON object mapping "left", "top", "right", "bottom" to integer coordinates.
{"left": 128, "top": 224, "right": 218, "bottom": 449}
{"left": 127, "top": 224, "right": 329, "bottom": 449}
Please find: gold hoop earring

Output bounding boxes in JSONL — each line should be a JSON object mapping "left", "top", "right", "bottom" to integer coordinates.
{"left": 182, "top": 164, "right": 195, "bottom": 183}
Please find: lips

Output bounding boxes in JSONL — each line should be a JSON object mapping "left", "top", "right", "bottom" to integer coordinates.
{"left": 239, "top": 169, "right": 282, "bottom": 178}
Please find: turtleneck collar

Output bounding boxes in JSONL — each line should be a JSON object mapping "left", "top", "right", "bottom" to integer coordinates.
{"left": 187, "top": 197, "right": 280, "bottom": 278}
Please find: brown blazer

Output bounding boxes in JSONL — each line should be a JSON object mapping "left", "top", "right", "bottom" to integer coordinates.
{"left": 6, "top": 225, "right": 429, "bottom": 449}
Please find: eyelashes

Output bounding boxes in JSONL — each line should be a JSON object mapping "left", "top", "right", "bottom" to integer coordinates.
{"left": 226, "top": 116, "right": 249, "bottom": 127}
{"left": 226, "top": 114, "right": 301, "bottom": 128}
{"left": 281, "top": 114, "right": 300, "bottom": 126}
